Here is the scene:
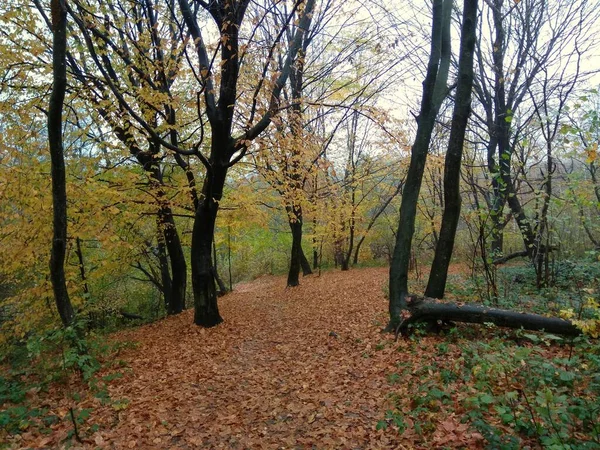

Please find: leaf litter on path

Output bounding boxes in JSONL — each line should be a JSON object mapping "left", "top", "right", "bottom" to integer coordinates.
{"left": 9, "top": 267, "right": 488, "bottom": 449}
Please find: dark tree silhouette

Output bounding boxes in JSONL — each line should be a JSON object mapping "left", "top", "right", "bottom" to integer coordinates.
{"left": 48, "top": 0, "right": 75, "bottom": 326}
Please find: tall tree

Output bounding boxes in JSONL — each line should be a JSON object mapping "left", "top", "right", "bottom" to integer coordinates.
{"left": 388, "top": 0, "right": 581, "bottom": 339}
{"left": 563, "top": 90, "right": 600, "bottom": 249}
{"left": 426, "top": 0, "right": 477, "bottom": 298}
{"left": 470, "top": 0, "right": 599, "bottom": 263}
{"left": 57, "top": 0, "right": 316, "bottom": 326}
{"left": 178, "top": 0, "right": 316, "bottom": 325}
{"left": 388, "top": 0, "right": 452, "bottom": 329}
{"left": 527, "top": 50, "right": 582, "bottom": 287}
{"left": 252, "top": 0, "right": 398, "bottom": 285}
{"left": 34, "top": 0, "right": 191, "bottom": 314}
{"left": 48, "top": 0, "right": 75, "bottom": 326}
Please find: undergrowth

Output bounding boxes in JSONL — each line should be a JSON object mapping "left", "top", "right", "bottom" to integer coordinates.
{"left": 0, "top": 318, "right": 132, "bottom": 447}
{"left": 381, "top": 331, "right": 600, "bottom": 448}
{"left": 380, "top": 259, "right": 600, "bottom": 448}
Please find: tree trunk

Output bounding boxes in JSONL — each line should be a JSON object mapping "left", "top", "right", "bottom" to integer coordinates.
{"left": 341, "top": 213, "right": 355, "bottom": 271}
{"left": 300, "top": 246, "right": 312, "bottom": 276}
{"left": 353, "top": 236, "right": 365, "bottom": 266}
{"left": 160, "top": 207, "right": 187, "bottom": 314}
{"left": 213, "top": 241, "right": 229, "bottom": 295}
{"left": 75, "top": 237, "right": 89, "bottom": 296}
{"left": 285, "top": 24, "right": 312, "bottom": 283}
{"left": 341, "top": 258, "right": 350, "bottom": 271}
{"left": 396, "top": 300, "right": 581, "bottom": 338}
{"left": 156, "top": 238, "right": 173, "bottom": 312}
{"left": 487, "top": 0, "right": 537, "bottom": 263}
{"left": 488, "top": 136, "right": 506, "bottom": 256}
{"left": 426, "top": 0, "right": 477, "bottom": 298}
{"left": 191, "top": 160, "right": 227, "bottom": 327}
{"left": 287, "top": 206, "right": 303, "bottom": 287}
{"left": 312, "top": 194, "right": 319, "bottom": 270}
{"left": 48, "top": 0, "right": 74, "bottom": 327}
{"left": 179, "top": 0, "right": 316, "bottom": 325}
{"left": 213, "top": 267, "right": 228, "bottom": 296}
{"left": 149, "top": 164, "right": 187, "bottom": 315}
{"left": 388, "top": 0, "right": 452, "bottom": 330}
{"left": 342, "top": 112, "right": 358, "bottom": 272}
{"left": 191, "top": 197, "right": 222, "bottom": 327}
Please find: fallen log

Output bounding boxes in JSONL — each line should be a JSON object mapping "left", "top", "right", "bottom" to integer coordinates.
{"left": 492, "top": 250, "right": 529, "bottom": 265}
{"left": 119, "top": 310, "right": 144, "bottom": 321}
{"left": 492, "top": 245, "right": 558, "bottom": 265}
{"left": 395, "top": 299, "right": 581, "bottom": 339}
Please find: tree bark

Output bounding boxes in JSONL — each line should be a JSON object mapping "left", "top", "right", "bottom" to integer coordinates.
{"left": 213, "top": 241, "right": 229, "bottom": 295}
{"left": 191, "top": 207, "right": 222, "bottom": 327}
{"left": 300, "top": 246, "right": 312, "bottom": 276}
{"left": 341, "top": 209, "right": 355, "bottom": 271}
{"left": 396, "top": 300, "right": 581, "bottom": 338}
{"left": 156, "top": 239, "right": 173, "bottom": 311}
{"left": 285, "top": 17, "right": 313, "bottom": 284}
{"left": 426, "top": 0, "right": 477, "bottom": 298}
{"left": 160, "top": 210, "right": 187, "bottom": 314}
{"left": 75, "top": 237, "right": 89, "bottom": 296}
{"left": 287, "top": 206, "right": 303, "bottom": 287}
{"left": 213, "top": 267, "right": 228, "bottom": 296}
{"left": 191, "top": 162, "right": 226, "bottom": 327}
{"left": 388, "top": 0, "right": 452, "bottom": 330}
{"left": 63, "top": 1, "right": 189, "bottom": 315}
{"left": 147, "top": 161, "right": 186, "bottom": 315}
{"left": 48, "top": 0, "right": 74, "bottom": 327}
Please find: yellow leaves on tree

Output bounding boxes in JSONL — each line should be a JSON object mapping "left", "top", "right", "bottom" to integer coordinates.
{"left": 585, "top": 143, "right": 598, "bottom": 164}
{"left": 561, "top": 297, "right": 600, "bottom": 338}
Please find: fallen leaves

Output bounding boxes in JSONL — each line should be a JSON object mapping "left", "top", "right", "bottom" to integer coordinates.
{"left": 5, "top": 267, "right": 493, "bottom": 448}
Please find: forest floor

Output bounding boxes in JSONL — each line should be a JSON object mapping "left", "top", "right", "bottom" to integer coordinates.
{"left": 6, "top": 266, "right": 575, "bottom": 449}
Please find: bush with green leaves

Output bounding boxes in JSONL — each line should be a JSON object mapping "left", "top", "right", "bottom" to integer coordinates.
{"left": 462, "top": 335, "right": 600, "bottom": 448}
{"left": 1, "top": 318, "right": 129, "bottom": 443}
{"left": 381, "top": 331, "right": 600, "bottom": 448}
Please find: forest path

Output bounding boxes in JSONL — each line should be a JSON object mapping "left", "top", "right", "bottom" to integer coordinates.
{"left": 95, "top": 267, "right": 414, "bottom": 449}
{"left": 25, "top": 267, "right": 484, "bottom": 449}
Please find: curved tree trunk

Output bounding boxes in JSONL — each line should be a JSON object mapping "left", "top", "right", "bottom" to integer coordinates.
{"left": 179, "top": 0, "right": 316, "bottom": 326}
{"left": 486, "top": 0, "right": 539, "bottom": 263}
{"left": 75, "top": 237, "right": 89, "bottom": 296}
{"left": 212, "top": 267, "right": 228, "bottom": 296}
{"left": 353, "top": 236, "right": 365, "bottom": 266}
{"left": 48, "top": 0, "right": 74, "bottom": 326}
{"left": 426, "top": 0, "right": 477, "bottom": 298}
{"left": 388, "top": 0, "right": 452, "bottom": 330}
{"left": 341, "top": 214, "right": 355, "bottom": 271}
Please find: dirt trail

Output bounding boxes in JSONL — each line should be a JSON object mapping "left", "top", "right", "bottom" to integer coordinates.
{"left": 15, "top": 268, "right": 484, "bottom": 449}
{"left": 96, "top": 268, "right": 404, "bottom": 449}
